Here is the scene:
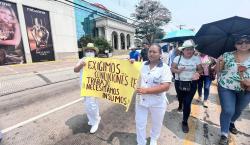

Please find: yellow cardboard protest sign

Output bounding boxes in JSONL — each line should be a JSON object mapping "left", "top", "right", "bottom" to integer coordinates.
{"left": 81, "top": 58, "right": 142, "bottom": 111}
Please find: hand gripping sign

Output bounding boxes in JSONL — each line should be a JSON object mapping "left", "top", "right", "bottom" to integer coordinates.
{"left": 81, "top": 58, "right": 142, "bottom": 111}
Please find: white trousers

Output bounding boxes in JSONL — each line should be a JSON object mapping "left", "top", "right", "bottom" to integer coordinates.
{"left": 83, "top": 97, "right": 100, "bottom": 126}
{"left": 135, "top": 96, "right": 167, "bottom": 145}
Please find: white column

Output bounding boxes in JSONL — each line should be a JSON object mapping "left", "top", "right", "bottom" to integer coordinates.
{"left": 131, "top": 34, "right": 135, "bottom": 47}
{"left": 104, "top": 27, "right": 108, "bottom": 40}
{"left": 124, "top": 33, "right": 127, "bottom": 50}
{"left": 98, "top": 27, "right": 102, "bottom": 37}
{"left": 105, "top": 28, "right": 112, "bottom": 47}
{"left": 117, "top": 32, "right": 121, "bottom": 50}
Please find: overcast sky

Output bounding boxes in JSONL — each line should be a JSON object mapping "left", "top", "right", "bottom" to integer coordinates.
{"left": 87, "top": 0, "right": 250, "bottom": 32}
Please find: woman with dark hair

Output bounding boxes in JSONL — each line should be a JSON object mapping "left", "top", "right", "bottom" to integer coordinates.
{"left": 217, "top": 35, "right": 250, "bottom": 145}
{"left": 171, "top": 39, "right": 203, "bottom": 133}
{"left": 197, "top": 53, "right": 216, "bottom": 107}
{"left": 135, "top": 44, "right": 172, "bottom": 145}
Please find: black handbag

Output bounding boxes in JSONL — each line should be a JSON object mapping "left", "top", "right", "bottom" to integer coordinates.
{"left": 209, "top": 68, "right": 216, "bottom": 80}
{"left": 208, "top": 58, "right": 216, "bottom": 80}
{"left": 178, "top": 81, "right": 191, "bottom": 91}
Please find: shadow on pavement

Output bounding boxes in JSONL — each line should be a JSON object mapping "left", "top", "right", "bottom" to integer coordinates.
{"left": 107, "top": 132, "right": 153, "bottom": 145}
{"left": 65, "top": 114, "right": 90, "bottom": 134}
{"left": 54, "top": 133, "right": 110, "bottom": 145}
{"left": 107, "top": 131, "right": 137, "bottom": 145}
{"left": 62, "top": 98, "right": 137, "bottom": 145}
{"left": 163, "top": 108, "right": 220, "bottom": 145}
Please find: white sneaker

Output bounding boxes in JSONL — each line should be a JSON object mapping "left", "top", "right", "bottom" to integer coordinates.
{"left": 90, "top": 118, "right": 100, "bottom": 134}
{"left": 150, "top": 139, "right": 157, "bottom": 145}
{"left": 203, "top": 101, "right": 208, "bottom": 108}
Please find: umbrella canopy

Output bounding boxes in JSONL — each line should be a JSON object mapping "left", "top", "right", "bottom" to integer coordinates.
{"left": 195, "top": 16, "right": 250, "bottom": 58}
{"left": 162, "top": 29, "right": 195, "bottom": 42}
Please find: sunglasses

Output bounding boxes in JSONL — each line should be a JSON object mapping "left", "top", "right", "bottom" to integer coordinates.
{"left": 183, "top": 47, "right": 194, "bottom": 51}
{"left": 236, "top": 40, "right": 250, "bottom": 45}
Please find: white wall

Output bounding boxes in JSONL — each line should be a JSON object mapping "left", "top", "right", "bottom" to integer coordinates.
{"left": 7, "top": 0, "right": 78, "bottom": 62}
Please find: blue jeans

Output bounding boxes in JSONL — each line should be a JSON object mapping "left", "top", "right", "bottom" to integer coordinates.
{"left": 198, "top": 75, "right": 212, "bottom": 100}
{"left": 218, "top": 85, "right": 250, "bottom": 135}
{"left": 175, "top": 80, "right": 198, "bottom": 123}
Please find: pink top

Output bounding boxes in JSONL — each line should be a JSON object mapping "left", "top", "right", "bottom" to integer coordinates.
{"left": 200, "top": 55, "right": 211, "bottom": 76}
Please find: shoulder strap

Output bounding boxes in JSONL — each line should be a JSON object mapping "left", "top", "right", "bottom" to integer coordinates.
{"left": 177, "top": 55, "right": 182, "bottom": 80}
{"left": 177, "top": 55, "right": 182, "bottom": 66}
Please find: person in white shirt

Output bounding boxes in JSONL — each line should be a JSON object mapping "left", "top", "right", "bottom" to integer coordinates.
{"left": 74, "top": 43, "right": 101, "bottom": 134}
{"left": 135, "top": 44, "right": 172, "bottom": 145}
{"left": 171, "top": 40, "right": 203, "bottom": 133}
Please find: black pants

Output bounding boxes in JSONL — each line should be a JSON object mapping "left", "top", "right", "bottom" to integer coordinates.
{"left": 175, "top": 80, "right": 198, "bottom": 123}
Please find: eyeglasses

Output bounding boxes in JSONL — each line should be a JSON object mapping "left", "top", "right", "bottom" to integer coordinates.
{"left": 236, "top": 40, "right": 250, "bottom": 45}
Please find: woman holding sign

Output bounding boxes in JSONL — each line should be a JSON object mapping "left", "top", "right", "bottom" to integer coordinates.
{"left": 135, "top": 44, "right": 172, "bottom": 145}
{"left": 74, "top": 43, "right": 101, "bottom": 134}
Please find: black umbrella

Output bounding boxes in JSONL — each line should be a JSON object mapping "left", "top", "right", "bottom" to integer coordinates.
{"left": 195, "top": 16, "right": 250, "bottom": 58}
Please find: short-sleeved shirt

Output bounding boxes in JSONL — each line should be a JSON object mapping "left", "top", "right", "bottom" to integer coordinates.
{"left": 218, "top": 51, "right": 250, "bottom": 91}
{"left": 173, "top": 55, "right": 201, "bottom": 81}
{"left": 139, "top": 61, "right": 172, "bottom": 104}
{"left": 140, "top": 48, "right": 149, "bottom": 61}
{"left": 129, "top": 51, "right": 140, "bottom": 61}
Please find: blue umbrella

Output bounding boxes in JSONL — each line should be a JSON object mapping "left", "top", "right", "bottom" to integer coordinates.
{"left": 162, "top": 29, "right": 195, "bottom": 42}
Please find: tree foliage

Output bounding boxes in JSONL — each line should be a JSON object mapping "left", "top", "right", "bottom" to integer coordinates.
{"left": 78, "top": 35, "right": 113, "bottom": 54}
{"left": 132, "top": 0, "right": 171, "bottom": 44}
{"left": 94, "top": 37, "right": 112, "bottom": 53}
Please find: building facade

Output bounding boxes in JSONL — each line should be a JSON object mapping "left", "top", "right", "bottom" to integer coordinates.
{"left": 0, "top": 0, "right": 135, "bottom": 66}
{"left": 74, "top": 0, "right": 135, "bottom": 51}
